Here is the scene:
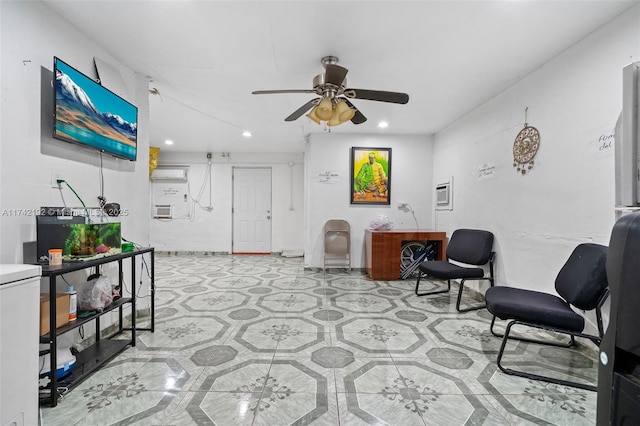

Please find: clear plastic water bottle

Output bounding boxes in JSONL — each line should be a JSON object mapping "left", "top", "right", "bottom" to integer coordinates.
{"left": 67, "top": 284, "right": 77, "bottom": 321}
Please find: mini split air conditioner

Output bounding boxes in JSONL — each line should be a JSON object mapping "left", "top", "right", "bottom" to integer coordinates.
{"left": 151, "top": 166, "right": 189, "bottom": 182}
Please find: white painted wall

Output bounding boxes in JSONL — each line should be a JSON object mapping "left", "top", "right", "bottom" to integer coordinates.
{"left": 304, "top": 133, "right": 434, "bottom": 269}
{"left": 150, "top": 151, "right": 305, "bottom": 254}
{"left": 432, "top": 5, "right": 640, "bottom": 329}
{"left": 0, "top": 2, "right": 151, "bottom": 323}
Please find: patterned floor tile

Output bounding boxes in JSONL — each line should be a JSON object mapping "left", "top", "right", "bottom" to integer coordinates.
{"left": 42, "top": 254, "right": 600, "bottom": 425}
{"left": 485, "top": 391, "right": 597, "bottom": 425}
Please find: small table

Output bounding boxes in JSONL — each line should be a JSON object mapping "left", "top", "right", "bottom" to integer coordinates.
{"left": 365, "top": 229, "right": 447, "bottom": 280}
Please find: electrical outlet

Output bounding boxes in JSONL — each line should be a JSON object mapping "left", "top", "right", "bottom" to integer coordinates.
{"left": 51, "top": 170, "right": 64, "bottom": 188}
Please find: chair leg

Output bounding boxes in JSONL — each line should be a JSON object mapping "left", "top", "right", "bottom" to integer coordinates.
{"left": 495, "top": 320, "right": 596, "bottom": 392}
{"left": 415, "top": 274, "right": 451, "bottom": 297}
{"left": 489, "top": 316, "right": 575, "bottom": 348}
{"left": 455, "top": 279, "right": 488, "bottom": 312}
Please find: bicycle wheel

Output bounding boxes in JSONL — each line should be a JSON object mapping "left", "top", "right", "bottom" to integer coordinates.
{"left": 400, "top": 241, "right": 426, "bottom": 279}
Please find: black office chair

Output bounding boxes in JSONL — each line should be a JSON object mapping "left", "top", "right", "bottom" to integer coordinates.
{"left": 415, "top": 229, "right": 495, "bottom": 312}
{"left": 485, "top": 243, "right": 609, "bottom": 391}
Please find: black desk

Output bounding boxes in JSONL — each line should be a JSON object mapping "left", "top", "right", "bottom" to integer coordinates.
{"left": 37, "top": 247, "right": 154, "bottom": 406}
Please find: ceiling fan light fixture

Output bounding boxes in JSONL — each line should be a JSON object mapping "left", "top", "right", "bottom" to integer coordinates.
{"left": 306, "top": 107, "right": 322, "bottom": 124}
{"left": 316, "top": 98, "right": 333, "bottom": 121}
{"left": 252, "top": 56, "right": 408, "bottom": 125}
{"left": 334, "top": 100, "right": 355, "bottom": 123}
{"left": 327, "top": 109, "right": 341, "bottom": 127}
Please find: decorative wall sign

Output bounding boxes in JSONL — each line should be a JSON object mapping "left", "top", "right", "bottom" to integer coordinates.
{"left": 513, "top": 107, "right": 540, "bottom": 175}
{"left": 350, "top": 147, "right": 391, "bottom": 205}
{"left": 317, "top": 171, "right": 340, "bottom": 184}
{"left": 477, "top": 163, "right": 496, "bottom": 180}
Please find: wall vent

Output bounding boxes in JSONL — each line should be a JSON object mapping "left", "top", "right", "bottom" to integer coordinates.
{"left": 435, "top": 177, "right": 453, "bottom": 211}
{"left": 153, "top": 205, "right": 172, "bottom": 219}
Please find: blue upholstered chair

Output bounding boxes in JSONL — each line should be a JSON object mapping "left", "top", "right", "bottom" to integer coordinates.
{"left": 485, "top": 243, "right": 609, "bottom": 391}
{"left": 415, "top": 229, "right": 495, "bottom": 312}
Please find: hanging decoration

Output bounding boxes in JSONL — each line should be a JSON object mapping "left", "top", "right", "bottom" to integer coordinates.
{"left": 513, "top": 107, "right": 540, "bottom": 175}
{"left": 149, "top": 147, "right": 160, "bottom": 179}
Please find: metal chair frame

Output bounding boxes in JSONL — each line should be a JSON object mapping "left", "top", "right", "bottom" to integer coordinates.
{"left": 323, "top": 219, "right": 351, "bottom": 272}
{"left": 415, "top": 251, "right": 495, "bottom": 312}
{"left": 492, "top": 289, "right": 609, "bottom": 392}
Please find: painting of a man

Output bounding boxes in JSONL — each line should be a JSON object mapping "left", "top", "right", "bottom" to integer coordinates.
{"left": 351, "top": 148, "right": 391, "bottom": 204}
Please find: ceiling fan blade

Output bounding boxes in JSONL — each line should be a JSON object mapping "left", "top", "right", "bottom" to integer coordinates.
{"left": 284, "top": 98, "right": 318, "bottom": 122}
{"left": 324, "top": 64, "right": 348, "bottom": 87}
{"left": 252, "top": 89, "right": 315, "bottom": 95}
{"left": 343, "top": 89, "right": 409, "bottom": 104}
{"left": 342, "top": 98, "right": 367, "bottom": 124}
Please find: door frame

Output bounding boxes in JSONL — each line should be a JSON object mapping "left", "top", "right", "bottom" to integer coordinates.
{"left": 232, "top": 166, "right": 272, "bottom": 254}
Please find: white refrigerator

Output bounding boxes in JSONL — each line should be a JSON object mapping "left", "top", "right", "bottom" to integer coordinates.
{"left": 0, "top": 264, "right": 41, "bottom": 426}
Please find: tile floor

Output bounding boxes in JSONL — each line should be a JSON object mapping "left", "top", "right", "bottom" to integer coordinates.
{"left": 41, "top": 254, "right": 601, "bottom": 425}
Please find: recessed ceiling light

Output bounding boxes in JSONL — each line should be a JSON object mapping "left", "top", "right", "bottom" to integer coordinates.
{"left": 164, "top": 140, "right": 174, "bottom": 145}
{"left": 378, "top": 121, "right": 389, "bottom": 129}
{"left": 242, "top": 131, "right": 252, "bottom": 137}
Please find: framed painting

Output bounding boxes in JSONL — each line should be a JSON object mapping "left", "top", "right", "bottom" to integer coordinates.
{"left": 350, "top": 147, "right": 391, "bottom": 205}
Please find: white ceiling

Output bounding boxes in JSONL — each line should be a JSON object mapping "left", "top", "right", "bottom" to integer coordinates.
{"left": 43, "top": 0, "right": 638, "bottom": 154}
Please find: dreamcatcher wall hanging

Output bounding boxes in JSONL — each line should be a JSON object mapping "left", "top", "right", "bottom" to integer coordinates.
{"left": 513, "top": 107, "right": 540, "bottom": 175}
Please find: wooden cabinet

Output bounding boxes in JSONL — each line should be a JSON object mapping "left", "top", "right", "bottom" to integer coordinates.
{"left": 365, "top": 230, "right": 447, "bottom": 280}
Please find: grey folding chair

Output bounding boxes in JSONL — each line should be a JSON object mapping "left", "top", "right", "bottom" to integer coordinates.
{"left": 323, "top": 219, "right": 350, "bottom": 272}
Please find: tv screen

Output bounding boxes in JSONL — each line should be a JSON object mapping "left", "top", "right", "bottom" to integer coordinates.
{"left": 53, "top": 57, "right": 137, "bottom": 161}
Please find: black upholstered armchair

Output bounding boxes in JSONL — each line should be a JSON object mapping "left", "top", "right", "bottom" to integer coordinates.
{"left": 485, "top": 243, "right": 609, "bottom": 391}
{"left": 415, "top": 229, "right": 495, "bottom": 312}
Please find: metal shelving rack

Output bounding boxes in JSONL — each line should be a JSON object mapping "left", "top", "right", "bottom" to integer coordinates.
{"left": 37, "top": 247, "right": 154, "bottom": 407}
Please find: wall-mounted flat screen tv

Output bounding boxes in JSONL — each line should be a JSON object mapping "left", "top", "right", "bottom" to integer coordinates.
{"left": 53, "top": 57, "right": 137, "bottom": 161}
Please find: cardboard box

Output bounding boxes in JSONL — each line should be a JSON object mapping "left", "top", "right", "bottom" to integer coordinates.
{"left": 39, "top": 293, "right": 70, "bottom": 335}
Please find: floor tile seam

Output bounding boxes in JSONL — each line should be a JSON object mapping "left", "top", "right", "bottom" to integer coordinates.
{"left": 333, "top": 389, "right": 506, "bottom": 396}
{"left": 481, "top": 394, "right": 539, "bottom": 426}
{"left": 197, "top": 383, "right": 337, "bottom": 394}
{"left": 331, "top": 387, "right": 490, "bottom": 394}
{"left": 496, "top": 357, "right": 599, "bottom": 372}
{"left": 469, "top": 393, "right": 515, "bottom": 426}
{"left": 248, "top": 346, "right": 281, "bottom": 426}
{"left": 383, "top": 361, "right": 489, "bottom": 391}
{"left": 177, "top": 388, "right": 344, "bottom": 394}
{"left": 485, "top": 390, "right": 595, "bottom": 396}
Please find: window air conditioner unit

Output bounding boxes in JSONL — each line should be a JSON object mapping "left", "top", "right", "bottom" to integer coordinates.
{"left": 151, "top": 166, "right": 189, "bottom": 182}
{"left": 435, "top": 177, "right": 453, "bottom": 210}
{"left": 153, "top": 205, "right": 172, "bottom": 219}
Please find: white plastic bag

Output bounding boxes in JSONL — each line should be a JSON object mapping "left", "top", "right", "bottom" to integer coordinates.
{"left": 369, "top": 214, "right": 394, "bottom": 230}
{"left": 79, "top": 276, "right": 113, "bottom": 312}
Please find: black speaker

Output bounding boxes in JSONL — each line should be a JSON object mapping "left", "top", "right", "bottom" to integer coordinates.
{"left": 597, "top": 212, "right": 640, "bottom": 425}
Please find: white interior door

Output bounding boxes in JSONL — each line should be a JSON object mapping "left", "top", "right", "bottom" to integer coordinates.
{"left": 233, "top": 167, "right": 272, "bottom": 253}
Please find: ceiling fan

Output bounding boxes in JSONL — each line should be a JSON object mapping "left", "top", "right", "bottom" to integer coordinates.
{"left": 252, "top": 56, "right": 409, "bottom": 126}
